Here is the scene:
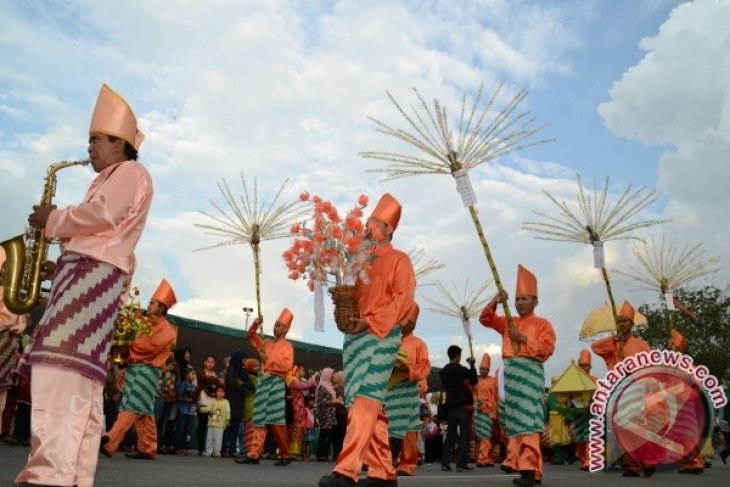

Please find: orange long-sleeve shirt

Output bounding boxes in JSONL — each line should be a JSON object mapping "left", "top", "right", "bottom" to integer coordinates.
{"left": 356, "top": 243, "right": 416, "bottom": 339}
{"left": 476, "top": 375, "right": 498, "bottom": 418}
{"left": 129, "top": 316, "right": 176, "bottom": 369}
{"left": 479, "top": 305, "right": 556, "bottom": 362}
{"left": 248, "top": 324, "right": 293, "bottom": 377}
{"left": 591, "top": 335, "right": 651, "bottom": 370}
{"left": 400, "top": 334, "right": 431, "bottom": 383}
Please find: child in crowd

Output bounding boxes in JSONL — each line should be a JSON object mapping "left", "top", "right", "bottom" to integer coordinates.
{"left": 301, "top": 396, "right": 316, "bottom": 461}
{"left": 200, "top": 385, "right": 231, "bottom": 457}
{"left": 174, "top": 367, "right": 197, "bottom": 455}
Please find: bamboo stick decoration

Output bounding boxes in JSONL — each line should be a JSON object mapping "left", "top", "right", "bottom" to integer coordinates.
{"left": 361, "top": 83, "right": 553, "bottom": 352}
{"left": 523, "top": 175, "right": 668, "bottom": 359}
{"left": 614, "top": 236, "right": 720, "bottom": 339}
{"left": 424, "top": 279, "right": 494, "bottom": 360}
{"left": 195, "top": 173, "right": 308, "bottom": 347}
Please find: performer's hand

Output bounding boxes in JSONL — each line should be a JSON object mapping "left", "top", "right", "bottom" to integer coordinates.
{"left": 260, "top": 353, "right": 268, "bottom": 363}
{"left": 509, "top": 327, "right": 528, "bottom": 345}
{"left": 491, "top": 290, "right": 509, "bottom": 306}
{"left": 466, "top": 356, "right": 476, "bottom": 366}
{"left": 28, "top": 205, "right": 56, "bottom": 228}
{"left": 346, "top": 317, "right": 369, "bottom": 335}
{"left": 251, "top": 316, "right": 263, "bottom": 330}
{"left": 41, "top": 260, "right": 57, "bottom": 280}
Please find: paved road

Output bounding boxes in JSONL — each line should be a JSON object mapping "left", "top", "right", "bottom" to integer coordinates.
{"left": 2, "top": 444, "right": 729, "bottom": 486}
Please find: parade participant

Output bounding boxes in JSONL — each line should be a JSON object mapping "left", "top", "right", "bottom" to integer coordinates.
{"left": 101, "top": 279, "right": 177, "bottom": 459}
{"left": 439, "top": 345, "right": 478, "bottom": 472}
{"left": 382, "top": 302, "right": 431, "bottom": 477}
{"left": 475, "top": 353, "right": 498, "bottom": 468}
{"left": 480, "top": 265, "right": 556, "bottom": 487}
{"left": 1, "top": 248, "right": 28, "bottom": 418}
{"left": 319, "top": 193, "right": 416, "bottom": 487}
{"left": 591, "top": 301, "right": 651, "bottom": 370}
{"left": 15, "top": 84, "right": 152, "bottom": 487}
{"left": 566, "top": 350, "right": 597, "bottom": 471}
{"left": 546, "top": 377, "right": 570, "bottom": 465}
{"left": 236, "top": 308, "right": 294, "bottom": 466}
{"left": 667, "top": 329, "right": 704, "bottom": 475}
{"left": 591, "top": 300, "right": 653, "bottom": 477}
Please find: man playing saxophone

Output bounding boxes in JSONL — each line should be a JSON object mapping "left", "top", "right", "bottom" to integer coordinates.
{"left": 15, "top": 84, "right": 153, "bottom": 487}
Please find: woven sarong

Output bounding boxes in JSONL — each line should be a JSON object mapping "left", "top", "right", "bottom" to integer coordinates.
{"left": 0, "top": 331, "right": 19, "bottom": 390}
{"left": 343, "top": 327, "right": 401, "bottom": 407}
{"left": 385, "top": 380, "right": 420, "bottom": 439}
{"left": 498, "top": 400, "right": 506, "bottom": 428}
{"left": 503, "top": 357, "right": 545, "bottom": 437}
{"left": 475, "top": 411, "right": 493, "bottom": 440}
{"left": 22, "top": 253, "right": 124, "bottom": 384}
{"left": 119, "top": 363, "right": 161, "bottom": 415}
{"left": 252, "top": 374, "right": 286, "bottom": 426}
{"left": 571, "top": 413, "right": 590, "bottom": 443}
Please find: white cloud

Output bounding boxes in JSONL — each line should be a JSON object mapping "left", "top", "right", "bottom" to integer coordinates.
{"left": 597, "top": 0, "right": 730, "bottom": 285}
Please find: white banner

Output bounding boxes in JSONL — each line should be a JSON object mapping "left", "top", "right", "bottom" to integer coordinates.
{"left": 454, "top": 168, "right": 478, "bottom": 207}
{"left": 314, "top": 280, "right": 324, "bottom": 332}
{"left": 593, "top": 241, "right": 605, "bottom": 269}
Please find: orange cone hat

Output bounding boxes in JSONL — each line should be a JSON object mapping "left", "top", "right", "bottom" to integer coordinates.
{"left": 370, "top": 193, "right": 402, "bottom": 231}
{"left": 578, "top": 349, "right": 592, "bottom": 366}
{"left": 670, "top": 329, "right": 686, "bottom": 353}
{"left": 152, "top": 279, "right": 177, "bottom": 309}
{"left": 480, "top": 353, "right": 491, "bottom": 369}
{"left": 618, "top": 300, "right": 635, "bottom": 322}
{"left": 89, "top": 83, "right": 145, "bottom": 150}
{"left": 515, "top": 264, "right": 538, "bottom": 298}
{"left": 276, "top": 307, "right": 294, "bottom": 328}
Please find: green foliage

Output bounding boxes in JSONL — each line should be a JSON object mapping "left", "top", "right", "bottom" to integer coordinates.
{"left": 637, "top": 285, "right": 730, "bottom": 384}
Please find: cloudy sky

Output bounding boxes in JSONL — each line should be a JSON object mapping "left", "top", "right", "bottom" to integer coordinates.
{"left": 1, "top": 0, "right": 728, "bottom": 381}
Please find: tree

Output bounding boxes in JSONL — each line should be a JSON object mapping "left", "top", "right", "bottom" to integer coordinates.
{"left": 636, "top": 285, "right": 730, "bottom": 385}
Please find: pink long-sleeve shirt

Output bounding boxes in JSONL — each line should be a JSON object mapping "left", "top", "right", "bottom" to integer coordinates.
{"left": 45, "top": 160, "right": 153, "bottom": 276}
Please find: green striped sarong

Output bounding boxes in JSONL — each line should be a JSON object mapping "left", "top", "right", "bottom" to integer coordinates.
{"left": 252, "top": 374, "right": 286, "bottom": 426}
{"left": 503, "top": 357, "right": 545, "bottom": 437}
{"left": 385, "top": 380, "right": 420, "bottom": 439}
{"left": 119, "top": 364, "right": 161, "bottom": 415}
{"left": 571, "top": 413, "right": 590, "bottom": 443}
{"left": 498, "top": 400, "right": 506, "bottom": 429}
{"left": 344, "top": 327, "right": 401, "bottom": 408}
{"left": 475, "top": 411, "right": 493, "bottom": 440}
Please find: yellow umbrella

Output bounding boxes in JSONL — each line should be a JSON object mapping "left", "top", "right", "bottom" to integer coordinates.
{"left": 579, "top": 303, "right": 648, "bottom": 341}
{"left": 550, "top": 361, "right": 596, "bottom": 394}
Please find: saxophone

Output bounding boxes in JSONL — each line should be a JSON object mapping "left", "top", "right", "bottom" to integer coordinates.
{"left": 0, "top": 159, "right": 90, "bottom": 314}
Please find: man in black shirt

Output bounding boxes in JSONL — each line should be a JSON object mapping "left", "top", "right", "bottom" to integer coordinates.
{"left": 439, "top": 345, "right": 478, "bottom": 472}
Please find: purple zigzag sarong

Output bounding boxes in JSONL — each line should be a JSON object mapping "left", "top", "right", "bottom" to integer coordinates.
{"left": 21, "top": 253, "right": 124, "bottom": 384}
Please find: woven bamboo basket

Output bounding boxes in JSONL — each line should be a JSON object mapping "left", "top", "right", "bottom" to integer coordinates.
{"left": 329, "top": 284, "right": 360, "bottom": 332}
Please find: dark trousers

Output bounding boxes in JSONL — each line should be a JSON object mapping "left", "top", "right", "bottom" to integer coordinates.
{"left": 442, "top": 406, "right": 472, "bottom": 467}
{"left": 13, "top": 402, "right": 30, "bottom": 441}
{"left": 222, "top": 417, "right": 243, "bottom": 454}
{"left": 197, "top": 412, "right": 209, "bottom": 453}
{"left": 332, "top": 411, "right": 347, "bottom": 460}
{"left": 156, "top": 402, "right": 175, "bottom": 445}
{"left": 174, "top": 413, "right": 194, "bottom": 451}
{"left": 316, "top": 427, "right": 333, "bottom": 459}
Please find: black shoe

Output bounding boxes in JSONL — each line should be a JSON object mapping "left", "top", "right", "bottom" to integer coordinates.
{"left": 512, "top": 471, "right": 535, "bottom": 487}
{"left": 99, "top": 436, "right": 112, "bottom": 458}
{"left": 124, "top": 452, "right": 154, "bottom": 460}
{"left": 318, "top": 473, "right": 357, "bottom": 487}
{"left": 456, "top": 464, "right": 474, "bottom": 471}
{"left": 721, "top": 450, "right": 728, "bottom": 465}
{"left": 395, "top": 469, "right": 411, "bottom": 476}
{"left": 622, "top": 470, "right": 640, "bottom": 477}
{"left": 441, "top": 464, "right": 452, "bottom": 471}
{"left": 274, "top": 458, "right": 291, "bottom": 466}
{"left": 678, "top": 467, "right": 703, "bottom": 475}
{"left": 359, "top": 477, "right": 399, "bottom": 487}
{"left": 234, "top": 456, "right": 259, "bottom": 464}
{"left": 500, "top": 464, "right": 515, "bottom": 473}
{"left": 580, "top": 466, "right": 589, "bottom": 471}
{"left": 643, "top": 466, "right": 655, "bottom": 477}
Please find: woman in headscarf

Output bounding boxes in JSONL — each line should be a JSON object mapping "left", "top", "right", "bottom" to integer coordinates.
{"left": 315, "top": 367, "right": 338, "bottom": 461}
{"left": 222, "top": 350, "right": 252, "bottom": 457}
